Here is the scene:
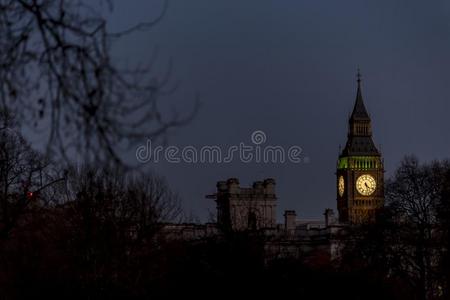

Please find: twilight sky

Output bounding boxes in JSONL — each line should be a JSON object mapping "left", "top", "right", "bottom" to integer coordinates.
{"left": 106, "top": 0, "right": 450, "bottom": 221}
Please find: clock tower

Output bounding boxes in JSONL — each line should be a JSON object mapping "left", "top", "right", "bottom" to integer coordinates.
{"left": 336, "top": 72, "right": 384, "bottom": 224}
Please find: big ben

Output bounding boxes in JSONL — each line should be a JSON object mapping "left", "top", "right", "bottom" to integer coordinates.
{"left": 336, "top": 72, "right": 384, "bottom": 224}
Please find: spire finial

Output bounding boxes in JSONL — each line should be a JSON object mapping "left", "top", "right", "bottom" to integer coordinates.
{"left": 357, "top": 67, "right": 362, "bottom": 86}
{"left": 350, "top": 68, "right": 370, "bottom": 120}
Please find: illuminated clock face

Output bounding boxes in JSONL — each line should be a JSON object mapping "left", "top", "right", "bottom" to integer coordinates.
{"left": 356, "top": 174, "right": 376, "bottom": 196}
{"left": 338, "top": 176, "right": 344, "bottom": 197}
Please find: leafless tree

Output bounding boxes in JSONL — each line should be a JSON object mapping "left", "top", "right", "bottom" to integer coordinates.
{"left": 55, "top": 165, "right": 181, "bottom": 294}
{"left": 341, "top": 156, "right": 450, "bottom": 300}
{"left": 385, "top": 156, "right": 449, "bottom": 299}
{"left": 0, "top": 0, "right": 196, "bottom": 165}
{"left": 435, "top": 162, "right": 450, "bottom": 299}
{"left": 65, "top": 165, "right": 181, "bottom": 225}
{"left": 0, "top": 108, "right": 63, "bottom": 238}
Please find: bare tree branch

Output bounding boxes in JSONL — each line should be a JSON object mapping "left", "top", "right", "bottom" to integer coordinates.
{"left": 0, "top": 0, "right": 196, "bottom": 166}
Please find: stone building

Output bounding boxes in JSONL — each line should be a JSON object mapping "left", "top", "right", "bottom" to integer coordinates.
{"left": 215, "top": 178, "right": 276, "bottom": 231}
{"left": 162, "top": 177, "right": 343, "bottom": 262}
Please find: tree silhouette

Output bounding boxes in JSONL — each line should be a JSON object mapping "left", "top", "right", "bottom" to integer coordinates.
{"left": 0, "top": 108, "right": 61, "bottom": 238}
{"left": 0, "top": 0, "right": 196, "bottom": 165}
{"left": 341, "top": 156, "right": 450, "bottom": 300}
{"left": 0, "top": 162, "right": 183, "bottom": 298}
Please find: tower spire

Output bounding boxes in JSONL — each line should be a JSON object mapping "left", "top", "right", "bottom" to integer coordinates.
{"left": 357, "top": 67, "right": 362, "bottom": 86}
{"left": 350, "top": 68, "right": 369, "bottom": 120}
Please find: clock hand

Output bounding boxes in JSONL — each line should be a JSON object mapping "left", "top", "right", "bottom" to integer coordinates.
{"left": 365, "top": 182, "right": 369, "bottom": 188}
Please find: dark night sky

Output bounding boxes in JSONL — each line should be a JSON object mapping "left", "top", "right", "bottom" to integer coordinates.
{"left": 106, "top": 0, "right": 450, "bottom": 221}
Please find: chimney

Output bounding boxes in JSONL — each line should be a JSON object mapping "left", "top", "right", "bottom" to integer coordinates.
{"left": 324, "top": 208, "right": 336, "bottom": 227}
{"left": 284, "top": 210, "right": 296, "bottom": 233}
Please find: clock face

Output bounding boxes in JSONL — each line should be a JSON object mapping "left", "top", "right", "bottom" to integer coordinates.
{"left": 338, "top": 176, "right": 344, "bottom": 197}
{"left": 356, "top": 174, "right": 376, "bottom": 196}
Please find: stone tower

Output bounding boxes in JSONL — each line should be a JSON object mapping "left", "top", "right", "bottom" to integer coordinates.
{"left": 336, "top": 72, "right": 384, "bottom": 224}
{"left": 215, "top": 178, "right": 277, "bottom": 231}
